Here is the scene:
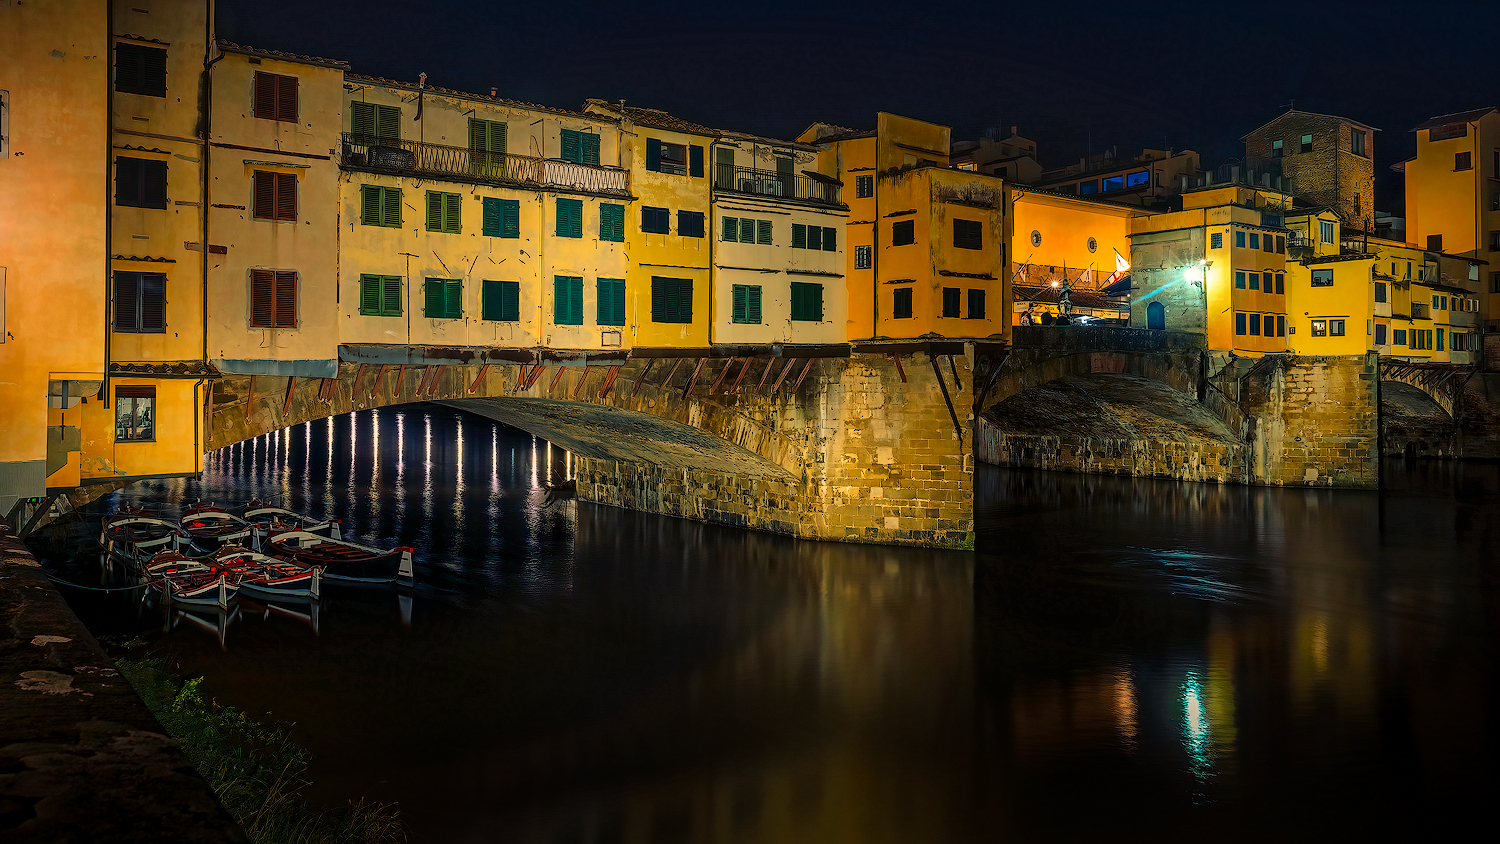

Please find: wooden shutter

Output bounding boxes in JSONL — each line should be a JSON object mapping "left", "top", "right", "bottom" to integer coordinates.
{"left": 118, "top": 156, "right": 165, "bottom": 208}
{"left": 444, "top": 192, "right": 461, "bottom": 233}
{"left": 557, "top": 198, "right": 582, "bottom": 237}
{"left": 689, "top": 145, "right": 704, "bottom": 177}
{"left": 807, "top": 226, "right": 822, "bottom": 251}
{"left": 277, "top": 75, "right": 298, "bottom": 122}
{"left": 275, "top": 173, "right": 297, "bottom": 220}
{"left": 747, "top": 286, "right": 761, "bottom": 324}
{"left": 375, "top": 105, "right": 400, "bottom": 139}
{"left": 483, "top": 197, "right": 501, "bottom": 237}
{"left": 502, "top": 199, "right": 520, "bottom": 238}
{"left": 583, "top": 133, "right": 600, "bottom": 165}
{"left": 554, "top": 276, "right": 578, "bottom": 324}
{"left": 561, "top": 129, "right": 580, "bottom": 163}
{"left": 382, "top": 276, "right": 402, "bottom": 316}
{"left": 274, "top": 271, "right": 297, "bottom": 327}
{"left": 361, "top": 185, "right": 382, "bottom": 226}
{"left": 444, "top": 280, "right": 462, "bottom": 318}
{"left": 359, "top": 274, "right": 382, "bottom": 314}
{"left": 116, "top": 157, "right": 142, "bottom": 206}
{"left": 732, "top": 285, "right": 747, "bottom": 323}
{"left": 426, "top": 192, "right": 443, "bottom": 231}
{"left": 352, "top": 101, "right": 375, "bottom": 137}
{"left": 254, "top": 72, "right": 276, "bottom": 119}
{"left": 792, "top": 224, "right": 807, "bottom": 249}
{"left": 382, "top": 187, "right": 401, "bottom": 227}
{"left": 740, "top": 219, "right": 755, "bottom": 243}
{"left": 250, "top": 269, "right": 275, "bottom": 327}
{"left": 597, "top": 279, "right": 624, "bottom": 326}
{"left": 253, "top": 170, "right": 275, "bottom": 219}
{"left": 469, "top": 118, "right": 487, "bottom": 152}
{"left": 115, "top": 44, "right": 142, "bottom": 94}
{"left": 142, "top": 159, "right": 167, "bottom": 208}
{"left": 113, "top": 272, "right": 140, "bottom": 331}
{"left": 757, "top": 220, "right": 772, "bottom": 245}
{"left": 822, "top": 227, "right": 836, "bottom": 251}
{"left": 646, "top": 138, "right": 662, "bottom": 172}
{"left": 482, "top": 280, "right": 500, "bottom": 320}
{"left": 139, "top": 274, "right": 165, "bottom": 331}
{"left": 424, "top": 279, "right": 444, "bottom": 317}
{"left": 722, "top": 216, "right": 738, "bottom": 241}
{"left": 601, "top": 204, "right": 624, "bottom": 242}
{"left": 651, "top": 277, "right": 667, "bottom": 322}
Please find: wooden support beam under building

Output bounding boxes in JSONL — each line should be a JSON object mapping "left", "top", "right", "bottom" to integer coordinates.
{"left": 771, "top": 358, "right": 796, "bottom": 392}
{"left": 890, "top": 353, "right": 906, "bottom": 383}
{"left": 573, "top": 366, "right": 592, "bottom": 399}
{"left": 245, "top": 375, "right": 256, "bottom": 420}
{"left": 757, "top": 357, "right": 776, "bottom": 390}
{"left": 600, "top": 365, "right": 621, "bottom": 397}
{"left": 370, "top": 365, "right": 389, "bottom": 400}
{"left": 631, "top": 361, "right": 656, "bottom": 398}
{"left": 730, "top": 357, "right": 753, "bottom": 393}
{"left": 683, "top": 357, "right": 707, "bottom": 398}
{"left": 793, "top": 358, "right": 814, "bottom": 391}
{"left": 469, "top": 364, "right": 490, "bottom": 394}
{"left": 548, "top": 365, "right": 567, "bottom": 395}
{"left": 709, "top": 357, "right": 736, "bottom": 394}
{"left": 283, "top": 376, "right": 297, "bottom": 415}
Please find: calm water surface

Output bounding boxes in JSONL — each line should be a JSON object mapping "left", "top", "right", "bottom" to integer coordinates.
{"left": 37, "top": 404, "right": 1500, "bottom": 842}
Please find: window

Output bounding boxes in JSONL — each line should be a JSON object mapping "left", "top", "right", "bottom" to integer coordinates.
{"left": 1493, "top": 272, "right": 1500, "bottom": 293}
{"left": 1311, "top": 269, "right": 1333, "bottom": 287}
{"left": 1454, "top": 332, "right": 1467, "bottom": 352}
{"left": 651, "top": 277, "right": 692, "bottom": 323}
{"left": 820, "top": 226, "right": 836, "bottom": 251}
{"left": 942, "top": 287, "right": 961, "bottom": 318}
{"left": 1299, "top": 133, "right": 1312, "bottom": 154}
{"left": 115, "top": 157, "right": 167, "bottom": 208}
{"left": 1079, "top": 180, "right": 1098, "bottom": 195}
{"left": 1490, "top": 230, "right": 1500, "bottom": 252}
{"left": 1351, "top": 129, "right": 1366, "bottom": 156}
{"left": 1319, "top": 220, "right": 1336, "bottom": 244}
{"left": 892, "top": 287, "right": 913, "bottom": 319}
{"left": 1330, "top": 319, "right": 1345, "bottom": 336}
{"left": 1277, "top": 315, "right": 1286, "bottom": 337}
{"left": 1394, "top": 329, "right": 1407, "bottom": 346}
{"left": 793, "top": 224, "right": 838, "bottom": 251}
{"left": 482, "top": 280, "right": 520, "bottom": 322}
{"left": 359, "top": 274, "right": 403, "bottom": 317}
{"left": 1262, "top": 235, "right": 1273, "bottom": 253}
{"left": 892, "top": 219, "right": 915, "bottom": 246}
{"left": 253, "top": 72, "right": 298, "bottom": 122}
{"left": 1375, "top": 323, "right": 1387, "bottom": 346}
{"left": 731, "top": 284, "right": 762, "bottom": 324}
{"left": 115, "top": 43, "right": 167, "bottom": 97}
{"left": 112, "top": 271, "right": 166, "bottom": 333}
{"left": 1235, "top": 271, "right": 1246, "bottom": 289}
{"left": 115, "top": 386, "right": 156, "bottom": 442}
{"left": 722, "top": 216, "right": 740, "bottom": 241}
{"left": 249, "top": 270, "right": 298, "bottom": 328}
{"left": 1102, "top": 175, "right": 1125, "bottom": 192}
{"left": 954, "top": 219, "right": 983, "bottom": 250}
{"left": 469, "top": 119, "right": 508, "bottom": 173}
{"left": 1276, "top": 235, "right": 1285, "bottom": 254}
{"left": 1456, "top": 151, "right": 1473, "bottom": 171}
{"left": 1310, "top": 320, "right": 1327, "bottom": 337}
{"left": 1426, "top": 235, "right": 1443, "bottom": 253}
{"left": 1249, "top": 314, "right": 1262, "bottom": 336}
{"left": 593, "top": 202, "right": 624, "bottom": 242}
{"left": 1235, "top": 231, "right": 1246, "bottom": 248}
{"left": 790, "top": 282, "right": 824, "bottom": 321}
{"left": 1248, "top": 271, "right": 1260, "bottom": 291}
{"left": 646, "top": 139, "right": 701, "bottom": 177}
{"left": 806, "top": 225, "right": 822, "bottom": 251}
{"left": 1430, "top": 123, "right": 1466, "bottom": 141}
{"left": 361, "top": 185, "right": 402, "bottom": 228}
{"left": 423, "top": 278, "right": 462, "bottom": 319}
{"left": 756, "top": 219, "right": 772, "bottom": 245}
{"left": 1375, "top": 282, "right": 1387, "bottom": 303}
{"left": 856, "top": 175, "right": 874, "bottom": 198}
{"left": 556, "top": 198, "right": 583, "bottom": 238}
{"left": 252, "top": 170, "right": 297, "bottom": 221}
{"left": 482, "top": 197, "right": 521, "bottom": 238}
{"left": 1236, "top": 312, "right": 1247, "bottom": 335}
{"left": 426, "top": 191, "right": 461, "bottom": 233}
{"left": 968, "top": 289, "right": 986, "bottom": 319}
{"left": 855, "top": 245, "right": 872, "bottom": 269}
{"left": 1437, "top": 328, "right": 1445, "bottom": 351}
{"left": 596, "top": 278, "right": 625, "bottom": 326}
{"left": 1272, "top": 139, "right": 1284, "bottom": 158}
{"left": 1250, "top": 233, "right": 1260, "bottom": 249}
{"left": 352, "top": 102, "right": 401, "bottom": 140}
{"left": 559, "top": 128, "right": 601, "bottom": 165}
{"left": 641, "top": 206, "right": 670, "bottom": 234}
{"left": 1211, "top": 232, "right": 1223, "bottom": 249}
{"left": 553, "top": 276, "right": 583, "bottom": 325}
{"left": 1433, "top": 294, "right": 1442, "bottom": 310}
{"left": 1126, "top": 170, "right": 1149, "bottom": 188}
{"left": 678, "top": 210, "right": 705, "bottom": 238}
{"left": 1275, "top": 273, "right": 1285, "bottom": 294}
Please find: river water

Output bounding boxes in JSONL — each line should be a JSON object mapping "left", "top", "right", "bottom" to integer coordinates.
{"left": 36, "top": 404, "right": 1499, "bottom": 842}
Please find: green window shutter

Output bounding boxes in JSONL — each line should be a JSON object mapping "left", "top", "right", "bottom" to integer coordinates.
{"left": 822, "top": 227, "right": 837, "bottom": 251}
{"left": 482, "top": 279, "right": 519, "bottom": 321}
{"left": 646, "top": 138, "right": 662, "bottom": 172}
{"left": 444, "top": 192, "right": 461, "bottom": 233}
{"left": 426, "top": 192, "right": 443, "bottom": 232}
{"left": 651, "top": 277, "right": 691, "bottom": 323}
{"left": 740, "top": 218, "right": 756, "bottom": 243}
{"left": 570, "top": 277, "right": 583, "bottom": 323}
{"left": 747, "top": 285, "right": 762, "bottom": 323}
{"left": 382, "top": 187, "right": 401, "bottom": 227}
{"left": 359, "top": 274, "right": 382, "bottom": 314}
{"left": 583, "top": 133, "right": 600, "bottom": 165}
{"left": 483, "top": 197, "right": 502, "bottom": 237}
{"left": 757, "top": 220, "right": 772, "bottom": 245}
{"left": 689, "top": 145, "right": 704, "bottom": 177}
{"left": 361, "top": 185, "right": 381, "bottom": 226}
{"left": 444, "top": 279, "right": 463, "bottom": 318}
{"left": 722, "top": 216, "right": 738, "bottom": 241}
{"left": 790, "top": 282, "right": 822, "bottom": 321}
{"left": 492, "top": 121, "right": 507, "bottom": 154}
{"left": 560, "top": 129, "right": 581, "bottom": 163}
{"left": 424, "top": 279, "right": 444, "bottom": 317}
{"left": 807, "top": 226, "right": 822, "bottom": 251}
{"left": 469, "top": 118, "right": 487, "bottom": 152}
{"left": 597, "top": 279, "right": 625, "bottom": 326}
{"left": 601, "top": 204, "right": 624, "bottom": 242}
{"left": 482, "top": 280, "right": 499, "bottom": 320}
{"left": 792, "top": 224, "right": 807, "bottom": 249}
{"left": 381, "top": 276, "right": 402, "bottom": 316}
{"left": 352, "top": 101, "right": 374, "bottom": 137}
{"left": 381, "top": 105, "right": 402, "bottom": 139}
{"left": 501, "top": 199, "right": 520, "bottom": 238}
{"left": 732, "top": 285, "right": 747, "bottom": 323}
{"left": 554, "top": 276, "right": 583, "bottom": 325}
{"left": 557, "top": 198, "right": 582, "bottom": 238}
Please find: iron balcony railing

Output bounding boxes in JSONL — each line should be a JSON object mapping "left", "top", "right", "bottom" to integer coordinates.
{"left": 712, "top": 164, "right": 842, "bottom": 205}
{"left": 340, "top": 133, "right": 629, "bottom": 195}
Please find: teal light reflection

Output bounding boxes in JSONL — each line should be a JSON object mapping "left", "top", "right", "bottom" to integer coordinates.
{"left": 1180, "top": 672, "right": 1213, "bottom": 782}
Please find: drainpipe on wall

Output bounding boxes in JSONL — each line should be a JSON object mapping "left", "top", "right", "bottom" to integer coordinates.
{"left": 870, "top": 142, "right": 880, "bottom": 337}
{"left": 201, "top": 2, "right": 222, "bottom": 368}
{"left": 103, "top": 0, "right": 115, "bottom": 411}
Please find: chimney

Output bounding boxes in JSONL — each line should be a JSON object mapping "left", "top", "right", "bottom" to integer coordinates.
{"left": 490, "top": 87, "right": 497, "bottom": 97}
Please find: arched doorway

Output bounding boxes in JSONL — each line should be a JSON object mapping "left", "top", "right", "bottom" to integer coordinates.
{"left": 1147, "top": 301, "right": 1165, "bottom": 330}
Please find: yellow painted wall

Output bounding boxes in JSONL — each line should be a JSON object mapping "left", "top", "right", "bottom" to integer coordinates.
{"left": 79, "top": 377, "right": 201, "bottom": 480}
{"left": 1011, "top": 192, "right": 1140, "bottom": 276}
{"left": 822, "top": 136, "right": 877, "bottom": 340}
{"left": 0, "top": 0, "right": 109, "bottom": 504}
{"left": 208, "top": 51, "right": 344, "bottom": 371}
{"left": 711, "top": 200, "right": 848, "bottom": 346}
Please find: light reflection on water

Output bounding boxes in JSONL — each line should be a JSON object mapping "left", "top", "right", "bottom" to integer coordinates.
{"left": 34, "top": 406, "right": 1500, "bottom": 842}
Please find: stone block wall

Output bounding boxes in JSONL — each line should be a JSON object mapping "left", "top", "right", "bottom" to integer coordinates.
{"left": 1244, "top": 112, "right": 1375, "bottom": 232}
{"left": 1241, "top": 354, "right": 1380, "bottom": 488}
{"left": 974, "top": 423, "right": 1246, "bottom": 483}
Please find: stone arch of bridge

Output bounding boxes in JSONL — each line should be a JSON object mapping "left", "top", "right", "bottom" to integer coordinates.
{"left": 1377, "top": 362, "right": 1465, "bottom": 418}
{"left": 978, "top": 348, "right": 1202, "bottom": 416}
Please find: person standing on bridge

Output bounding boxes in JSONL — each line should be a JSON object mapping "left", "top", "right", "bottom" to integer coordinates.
{"left": 1021, "top": 306, "right": 1036, "bottom": 326}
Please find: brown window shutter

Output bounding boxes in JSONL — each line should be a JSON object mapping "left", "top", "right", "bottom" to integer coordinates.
{"left": 113, "top": 271, "right": 140, "bottom": 331}
{"left": 115, "top": 385, "right": 156, "bottom": 399}
{"left": 274, "top": 271, "right": 298, "bottom": 328}
{"left": 139, "top": 274, "right": 167, "bottom": 332}
{"left": 253, "top": 170, "right": 274, "bottom": 219}
{"left": 277, "top": 75, "right": 298, "bottom": 123}
{"left": 250, "top": 269, "right": 275, "bottom": 327}
{"left": 275, "top": 172, "right": 297, "bottom": 220}
{"left": 253, "top": 72, "right": 276, "bottom": 120}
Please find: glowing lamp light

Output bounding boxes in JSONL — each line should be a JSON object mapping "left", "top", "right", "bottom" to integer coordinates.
{"left": 1051, "top": 280, "right": 1059, "bottom": 287}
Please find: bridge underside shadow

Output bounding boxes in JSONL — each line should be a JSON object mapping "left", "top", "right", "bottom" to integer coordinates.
{"left": 1380, "top": 381, "right": 1456, "bottom": 459}
{"left": 976, "top": 374, "right": 1246, "bottom": 483}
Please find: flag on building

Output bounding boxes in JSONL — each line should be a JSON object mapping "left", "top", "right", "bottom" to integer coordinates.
{"left": 1109, "top": 248, "right": 1129, "bottom": 282}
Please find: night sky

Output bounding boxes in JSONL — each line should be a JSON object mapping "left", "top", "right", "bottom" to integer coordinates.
{"left": 219, "top": 0, "right": 1500, "bottom": 213}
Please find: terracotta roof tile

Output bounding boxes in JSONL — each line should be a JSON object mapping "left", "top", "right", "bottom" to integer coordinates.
{"left": 216, "top": 40, "right": 349, "bottom": 70}
{"left": 345, "top": 73, "right": 600, "bottom": 119}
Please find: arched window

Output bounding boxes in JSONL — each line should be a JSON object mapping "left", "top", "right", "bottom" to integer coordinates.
{"left": 1147, "top": 301, "right": 1165, "bottom": 330}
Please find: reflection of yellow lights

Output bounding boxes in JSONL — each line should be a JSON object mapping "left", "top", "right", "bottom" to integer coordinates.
{"left": 1114, "top": 669, "right": 1138, "bottom": 749}
{"left": 1312, "top": 617, "right": 1329, "bottom": 673}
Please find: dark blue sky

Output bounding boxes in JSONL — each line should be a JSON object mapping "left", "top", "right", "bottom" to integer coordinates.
{"left": 220, "top": 0, "right": 1500, "bottom": 212}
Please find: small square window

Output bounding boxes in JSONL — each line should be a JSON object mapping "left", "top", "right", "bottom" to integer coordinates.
{"left": 855, "top": 245, "right": 872, "bottom": 269}
{"left": 968, "top": 289, "right": 986, "bottom": 319}
{"left": 892, "top": 287, "right": 913, "bottom": 319}
{"left": 1300, "top": 134, "right": 1313, "bottom": 154}
{"left": 942, "top": 287, "right": 961, "bottom": 318}
{"left": 1330, "top": 319, "right": 1345, "bottom": 337}
{"left": 1248, "top": 271, "right": 1260, "bottom": 291}
{"left": 954, "top": 219, "right": 982, "bottom": 250}
{"left": 1457, "top": 151, "right": 1473, "bottom": 171}
{"left": 1235, "top": 231, "right": 1246, "bottom": 248}
{"left": 1351, "top": 129, "right": 1366, "bottom": 157}
{"left": 115, "top": 386, "right": 157, "bottom": 442}
{"left": 115, "top": 43, "right": 167, "bottom": 98}
{"left": 892, "top": 219, "right": 915, "bottom": 246}
{"left": 1211, "top": 232, "right": 1223, "bottom": 249}
{"left": 1311, "top": 320, "right": 1327, "bottom": 337}
{"left": 1311, "top": 269, "right": 1333, "bottom": 287}
{"left": 856, "top": 175, "right": 874, "bottom": 198}
{"left": 641, "top": 206, "right": 670, "bottom": 234}
{"left": 1250, "top": 233, "right": 1260, "bottom": 249}
{"left": 1272, "top": 139, "right": 1284, "bottom": 158}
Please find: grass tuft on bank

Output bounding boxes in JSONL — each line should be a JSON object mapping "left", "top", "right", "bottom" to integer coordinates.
{"left": 116, "top": 657, "right": 406, "bottom": 844}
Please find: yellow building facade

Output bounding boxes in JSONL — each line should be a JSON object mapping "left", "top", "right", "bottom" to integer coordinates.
{"left": 1009, "top": 190, "right": 1150, "bottom": 322}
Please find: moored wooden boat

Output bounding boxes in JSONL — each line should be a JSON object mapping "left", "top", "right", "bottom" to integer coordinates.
{"left": 100, "top": 512, "right": 188, "bottom": 562}
{"left": 265, "top": 530, "right": 414, "bottom": 584}
{"left": 152, "top": 570, "right": 235, "bottom": 611}
{"left": 179, "top": 507, "right": 257, "bottom": 552}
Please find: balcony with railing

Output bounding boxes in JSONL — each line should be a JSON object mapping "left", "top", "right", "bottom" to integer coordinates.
{"left": 340, "top": 133, "right": 629, "bottom": 195}
{"left": 712, "top": 164, "right": 843, "bottom": 206}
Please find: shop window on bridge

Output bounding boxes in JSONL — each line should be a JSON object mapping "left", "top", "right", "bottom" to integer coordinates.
{"left": 559, "top": 128, "right": 601, "bottom": 165}
{"left": 1236, "top": 312, "right": 1247, "bottom": 336}
{"left": 115, "top": 157, "right": 167, "bottom": 209}
{"left": 483, "top": 197, "right": 521, "bottom": 238}
{"left": 1262, "top": 234, "right": 1273, "bottom": 253}
{"left": 1277, "top": 315, "right": 1286, "bottom": 336}
{"left": 482, "top": 280, "right": 519, "bottom": 322}
{"left": 1276, "top": 235, "right": 1286, "bottom": 254}
{"left": 115, "top": 43, "right": 167, "bottom": 98}
{"left": 423, "top": 278, "right": 462, "bottom": 319}
{"left": 1394, "top": 329, "right": 1407, "bottom": 346}
{"left": 252, "top": 170, "right": 297, "bottom": 221}
{"left": 249, "top": 269, "right": 298, "bottom": 329}
{"left": 1376, "top": 323, "right": 1388, "bottom": 346}
{"left": 953, "top": 219, "right": 983, "bottom": 250}
{"left": 942, "top": 287, "right": 961, "bottom": 318}
{"left": 553, "top": 276, "right": 583, "bottom": 325}
{"left": 253, "top": 72, "right": 299, "bottom": 123}
{"left": 596, "top": 278, "right": 625, "bottom": 326}
{"left": 1375, "top": 282, "right": 1387, "bottom": 303}
{"left": 598, "top": 203, "right": 625, "bottom": 242}
{"left": 790, "top": 283, "right": 824, "bottom": 322}
{"left": 856, "top": 175, "right": 874, "bottom": 198}
{"left": 1147, "top": 301, "right": 1165, "bottom": 330}
{"left": 556, "top": 198, "right": 583, "bottom": 238}
{"left": 1437, "top": 328, "right": 1445, "bottom": 351}
{"left": 1275, "top": 273, "right": 1285, "bottom": 294}
{"left": 651, "top": 277, "right": 692, "bottom": 323}
{"left": 1249, "top": 314, "right": 1262, "bottom": 336}
{"left": 1249, "top": 233, "right": 1260, "bottom": 250}
{"left": 1126, "top": 170, "right": 1149, "bottom": 188}
{"left": 351, "top": 102, "right": 401, "bottom": 141}
{"left": 360, "top": 274, "right": 403, "bottom": 317}
{"left": 731, "top": 284, "right": 762, "bottom": 324}
{"left": 968, "top": 289, "right": 986, "bottom": 319}
{"left": 1329, "top": 319, "right": 1346, "bottom": 336}
{"left": 1235, "top": 231, "right": 1246, "bottom": 248}
{"left": 892, "top": 287, "right": 914, "bottom": 319}
{"left": 1248, "top": 271, "right": 1260, "bottom": 291}
{"left": 1311, "top": 269, "right": 1333, "bottom": 287}
{"left": 1310, "top": 319, "right": 1327, "bottom": 337}
{"left": 115, "top": 385, "right": 156, "bottom": 442}
{"left": 362, "top": 185, "right": 402, "bottom": 228}
{"left": 112, "top": 271, "right": 166, "bottom": 333}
